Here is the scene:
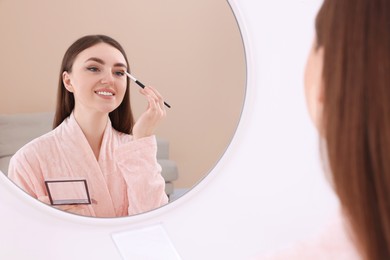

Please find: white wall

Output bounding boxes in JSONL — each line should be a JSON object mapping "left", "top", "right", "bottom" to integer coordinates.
{"left": 0, "top": 1, "right": 338, "bottom": 259}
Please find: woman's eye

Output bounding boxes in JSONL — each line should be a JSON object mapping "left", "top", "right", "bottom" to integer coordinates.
{"left": 115, "top": 71, "right": 125, "bottom": 77}
{"left": 87, "top": 67, "right": 99, "bottom": 72}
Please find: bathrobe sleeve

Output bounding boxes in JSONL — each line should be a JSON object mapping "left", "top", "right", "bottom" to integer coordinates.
{"left": 8, "top": 144, "right": 50, "bottom": 204}
{"left": 7, "top": 127, "right": 99, "bottom": 217}
{"left": 115, "top": 135, "right": 168, "bottom": 215}
{"left": 8, "top": 152, "right": 40, "bottom": 198}
{"left": 8, "top": 150, "right": 96, "bottom": 216}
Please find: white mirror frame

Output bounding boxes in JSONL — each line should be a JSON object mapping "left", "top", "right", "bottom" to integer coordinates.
{"left": 0, "top": 1, "right": 339, "bottom": 259}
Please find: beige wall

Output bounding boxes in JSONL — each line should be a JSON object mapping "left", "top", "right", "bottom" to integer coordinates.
{"left": 0, "top": 0, "right": 246, "bottom": 189}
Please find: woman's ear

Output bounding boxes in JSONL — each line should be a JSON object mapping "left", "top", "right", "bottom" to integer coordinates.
{"left": 62, "top": 71, "right": 74, "bottom": 93}
{"left": 304, "top": 40, "right": 324, "bottom": 133}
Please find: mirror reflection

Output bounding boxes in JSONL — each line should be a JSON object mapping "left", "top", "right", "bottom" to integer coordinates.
{"left": 0, "top": 0, "right": 246, "bottom": 217}
{"left": 8, "top": 35, "right": 170, "bottom": 217}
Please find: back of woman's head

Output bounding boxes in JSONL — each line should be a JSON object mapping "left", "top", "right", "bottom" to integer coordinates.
{"left": 316, "top": 0, "right": 390, "bottom": 259}
{"left": 54, "top": 34, "right": 134, "bottom": 134}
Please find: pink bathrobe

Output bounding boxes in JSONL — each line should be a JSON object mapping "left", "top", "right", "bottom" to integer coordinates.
{"left": 8, "top": 113, "right": 168, "bottom": 217}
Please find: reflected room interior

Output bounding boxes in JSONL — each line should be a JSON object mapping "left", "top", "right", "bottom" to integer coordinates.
{"left": 0, "top": 0, "right": 246, "bottom": 216}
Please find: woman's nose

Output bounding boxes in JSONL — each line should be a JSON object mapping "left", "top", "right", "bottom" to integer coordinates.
{"left": 100, "top": 69, "right": 115, "bottom": 85}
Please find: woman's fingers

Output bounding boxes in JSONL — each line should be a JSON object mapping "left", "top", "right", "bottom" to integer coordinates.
{"left": 140, "top": 86, "right": 166, "bottom": 115}
{"left": 132, "top": 86, "right": 166, "bottom": 139}
{"left": 148, "top": 86, "right": 165, "bottom": 109}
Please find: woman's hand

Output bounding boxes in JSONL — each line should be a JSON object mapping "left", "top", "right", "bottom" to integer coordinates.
{"left": 132, "top": 86, "right": 166, "bottom": 140}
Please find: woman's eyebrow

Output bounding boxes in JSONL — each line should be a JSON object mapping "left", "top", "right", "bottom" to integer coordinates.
{"left": 85, "top": 57, "right": 105, "bottom": 64}
{"left": 114, "top": 63, "right": 127, "bottom": 69}
{"left": 85, "top": 57, "right": 127, "bottom": 69}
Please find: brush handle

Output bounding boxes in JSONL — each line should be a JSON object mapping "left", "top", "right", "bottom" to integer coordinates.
{"left": 135, "top": 80, "right": 171, "bottom": 108}
{"left": 135, "top": 80, "right": 146, "bottom": 89}
{"left": 125, "top": 71, "right": 171, "bottom": 108}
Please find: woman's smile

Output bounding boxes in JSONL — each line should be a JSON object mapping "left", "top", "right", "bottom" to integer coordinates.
{"left": 94, "top": 88, "right": 116, "bottom": 99}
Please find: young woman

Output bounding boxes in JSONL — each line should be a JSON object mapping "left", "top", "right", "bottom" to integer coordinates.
{"left": 8, "top": 35, "right": 169, "bottom": 218}
{"left": 315, "top": 0, "right": 390, "bottom": 258}
{"left": 259, "top": 0, "right": 390, "bottom": 259}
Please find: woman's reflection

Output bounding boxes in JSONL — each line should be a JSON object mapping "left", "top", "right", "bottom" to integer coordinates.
{"left": 8, "top": 35, "right": 168, "bottom": 217}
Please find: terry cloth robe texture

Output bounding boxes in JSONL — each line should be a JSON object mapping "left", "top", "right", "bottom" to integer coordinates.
{"left": 8, "top": 113, "right": 168, "bottom": 217}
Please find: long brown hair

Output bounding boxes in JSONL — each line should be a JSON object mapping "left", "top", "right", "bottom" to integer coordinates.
{"left": 316, "top": 0, "right": 390, "bottom": 258}
{"left": 53, "top": 34, "right": 134, "bottom": 134}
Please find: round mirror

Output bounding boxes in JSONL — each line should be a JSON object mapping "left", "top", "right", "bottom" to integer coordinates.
{"left": 0, "top": 0, "right": 246, "bottom": 216}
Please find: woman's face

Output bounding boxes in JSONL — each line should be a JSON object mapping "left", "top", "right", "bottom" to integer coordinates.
{"left": 304, "top": 39, "right": 324, "bottom": 131}
{"left": 63, "top": 43, "right": 128, "bottom": 115}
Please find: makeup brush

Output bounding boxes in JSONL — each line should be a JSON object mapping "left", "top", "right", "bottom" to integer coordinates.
{"left": 125, "top": 71, "right": 171, "bottom": 108}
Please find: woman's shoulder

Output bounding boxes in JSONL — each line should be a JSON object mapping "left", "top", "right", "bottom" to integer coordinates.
{"left": 12, "top": 130, "right": 57, "bottom": 160}
{"left": 254, "top": 213, "right": 360, "bottom": 260}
